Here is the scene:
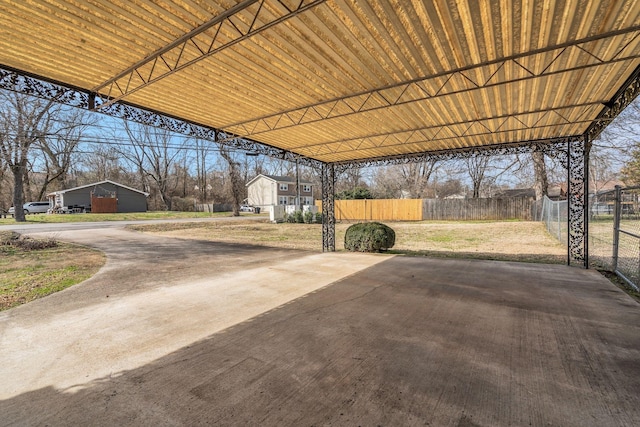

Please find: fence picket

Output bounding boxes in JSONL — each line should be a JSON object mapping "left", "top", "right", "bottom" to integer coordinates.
{"left": 315, "top": 197, "right": 535, "bottom": 221}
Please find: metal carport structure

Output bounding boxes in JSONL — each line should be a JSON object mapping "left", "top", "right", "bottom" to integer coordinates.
{"left": 0, "top": 0, "right": 639, "bottom": 265}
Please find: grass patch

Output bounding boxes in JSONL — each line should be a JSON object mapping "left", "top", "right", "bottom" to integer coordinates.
{"left": 0, "top": 210, "right": 249, "bottom": 225}
{"left": 130, "top": 219, "right": 566, "bottom": 263}
{"left": 129, "top": 220, "right": 326, "bottom": 250}
{"left": 0, "top": 236, "right": 105, "bottom": 311}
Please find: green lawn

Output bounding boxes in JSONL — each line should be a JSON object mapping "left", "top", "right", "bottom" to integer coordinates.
{"left": 0, "top": 236, "right": 105, "bottom": 311}
{"left": 0, "top": 210, "right": 251, "bottom": 225}
{"left": 130, "top": 219, "right": 567, "bottom": 264}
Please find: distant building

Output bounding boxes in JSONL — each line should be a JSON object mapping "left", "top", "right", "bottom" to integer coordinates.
{"left": 493, "top": 188, "right": 536, "bottom": 198}
{"left": 47, "top": 180, "right": 149, "bottom": 213}
{"left": 246, "top": 174, "right": 314, "bottom": 210}
{"left": 443, "top": 193, "right": 466, "bottom": 199}
{"left": 547, "top": 183, "right": 567, "bottom": 201}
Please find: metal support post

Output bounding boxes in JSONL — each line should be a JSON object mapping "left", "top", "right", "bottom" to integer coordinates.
{"left": 612, "top": 185, "right": 622, "bottom": 271}
{"left": 321, "top": 163, "right": 336, "bottom": 252}
{"left": 567, "top": 137, "right": 588, "bottom": 267}
{"left": 584, "top": 135, "right": 590, "bottom": 268}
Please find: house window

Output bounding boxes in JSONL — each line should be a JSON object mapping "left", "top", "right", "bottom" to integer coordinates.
{"left": 302, "top": 185, "right": 311, "bottom": 193}
{"left": 279, "top": 183, "right": 288, "bottom": 191}
{"left": 279, "top": 196, "right": 288, "bottom": 205}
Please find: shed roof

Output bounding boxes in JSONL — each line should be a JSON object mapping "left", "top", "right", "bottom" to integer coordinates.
{"left": 48, "top": 180, "right": 150, "bottom": 197}
{"left": 1, "top": 1, "right": 639, "bottom": 165}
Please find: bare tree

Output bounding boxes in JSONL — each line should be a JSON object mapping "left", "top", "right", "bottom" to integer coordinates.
{"left": 0, "top": 91, "right": 56, "bottom": 221}
{"left": 218, "top": 143, "right": 245, "bottom": 216}
{"left": 597, "top": 98, "right": 640, "bottom": 186}
{"left": 34, "top": 108, "right": 95, "bottom": 200}
{"left": 371, "top": 166, "right": 404, "bottom": 198}
{"left": 120, "top": 121, "right": 186, "bottom": 210}
{"left": 194, "top": 138, "right": 214, "bottom": 203}
{"left": 80, "top": 144, "right": 125, "bottom": 183}
{"left": 531, "top": 150, "right": 549, "bottom": 201}
{"left": 435, "top": 178, "right": 464, "bottom": 198}
{"left": 0, "top": 155, "right": 8, "bottom": 210}
{"left": 259, "top": 156, "right": 295, "bottom": 177}
{"left": 400, "top": 160, "right": 439, "bottom": 198}
{"left": 465, "top": 156, "right": 490, "bottom": 198}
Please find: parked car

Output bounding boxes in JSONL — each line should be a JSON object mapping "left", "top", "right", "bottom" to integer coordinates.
{"left": 240, "top": 205, "right": 254, "bottom": 212}
{"left": 8, "top": 201, "right": 51, "bottom": 216}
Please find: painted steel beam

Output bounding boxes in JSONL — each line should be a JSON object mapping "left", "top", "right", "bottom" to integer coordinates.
{"left": 0, "top": 66, "right": 321, "bottom": 169}
{"left": 93, "top": 0, "right": 327, "bottom": 109}
{"left": 291, "top": 102, "right": 604, "bottom": 154}
{"left": 223, "top": 27, "right": 640, "bottom": 139}
{"left": 331, "top": 137, "right": 577, "bottom": 172}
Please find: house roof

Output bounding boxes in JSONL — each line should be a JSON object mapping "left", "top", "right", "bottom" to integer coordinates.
{"left": 592, "top": 179, "right": 626, "bottom": 193}
{"left": 0, "top": 1, "right": 638, "bottom": 166}
{"left": 47, "top": 180, "right": 150, "bottom": 197}
{"left": 246, "top": 174, "right": 313, "bottom": 187}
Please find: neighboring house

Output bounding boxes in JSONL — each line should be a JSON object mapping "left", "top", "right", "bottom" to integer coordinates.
{"left": 443, "top": 193, "right": 466, "bottom": 199}
{"left": 246, "top": 174, "right": 314, "bottom": 210}
{"left": 47, "top": 180, "right": 149, "bottom": 213}
{"left": 590, "top": 179, "right": 625, "bottom": 195}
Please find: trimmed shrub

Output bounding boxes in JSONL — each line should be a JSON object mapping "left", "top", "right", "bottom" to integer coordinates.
{"left": 293, "top": 210, "right": 304, "bottom": 223}
{"left": 304, "top": 211, "right": 314, "bottom": 224}
{"left": 315, "top": 212, "right": 323, "bottom": 223}
{"left": 344, "top": 222, "right": 395, "bottom": 252}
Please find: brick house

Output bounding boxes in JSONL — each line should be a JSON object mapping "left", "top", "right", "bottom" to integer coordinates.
{"left": 246, "top": 174, "right": 314, "bottom": 211}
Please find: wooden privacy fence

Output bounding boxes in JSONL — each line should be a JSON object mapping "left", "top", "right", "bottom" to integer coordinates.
{"left": 422, "top": 197, "right": 535, "bottom": 220}
{"left": 315, "top": 199, "right": 424, "bottom": 221}
{"left": 315, "top": 197, "right": 535, "bottom": 221}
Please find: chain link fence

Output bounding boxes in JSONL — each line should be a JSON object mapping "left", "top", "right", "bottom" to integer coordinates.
{"left": 609, "top": 187, "right": 640, "bottom": 291}
{"left": 539, "top": 196, "right": 568, "bottom": 248}
{"left": 541, "top": 189, "right": 640, "bottom": 291}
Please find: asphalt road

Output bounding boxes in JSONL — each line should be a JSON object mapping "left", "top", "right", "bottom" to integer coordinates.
{"left": 0, "top": 215, "right": 257, "bottom": 234}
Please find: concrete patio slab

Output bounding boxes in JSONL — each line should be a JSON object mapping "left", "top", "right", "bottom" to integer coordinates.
{"left": 1, "top": 235, "right": 639, "bottom": 426}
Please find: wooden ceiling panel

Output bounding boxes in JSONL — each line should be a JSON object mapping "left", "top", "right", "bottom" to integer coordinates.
{"left": 0, "top": 0, "right": 639, "bottom": 164}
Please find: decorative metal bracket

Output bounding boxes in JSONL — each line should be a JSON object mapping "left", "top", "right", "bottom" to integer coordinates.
{"left": 321, "top": 163, "right": 336, "bottom": 252}
{"left": 333, "top": 137, "right": 577, "bottom": 172}
{"left": 0, "top": 66, "right": 322, "bottom": 169}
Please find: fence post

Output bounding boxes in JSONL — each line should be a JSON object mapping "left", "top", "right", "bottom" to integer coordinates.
{"left": 612, "top": 185, "right": 622, "bottom": 272}
{"left": 557, "top": 201, "right": 561, "bottom": 241}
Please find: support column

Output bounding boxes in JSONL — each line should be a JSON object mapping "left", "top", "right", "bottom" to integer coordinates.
{"left": 567, "top": 137, "right": 589, "bottom": 267}
{"left": 321, "top": 163, "right": 336, "bottom": 252}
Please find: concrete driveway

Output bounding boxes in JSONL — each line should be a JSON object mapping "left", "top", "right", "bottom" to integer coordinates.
{"left": 1, "top": 222, "right": 639, "bottom": 426}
